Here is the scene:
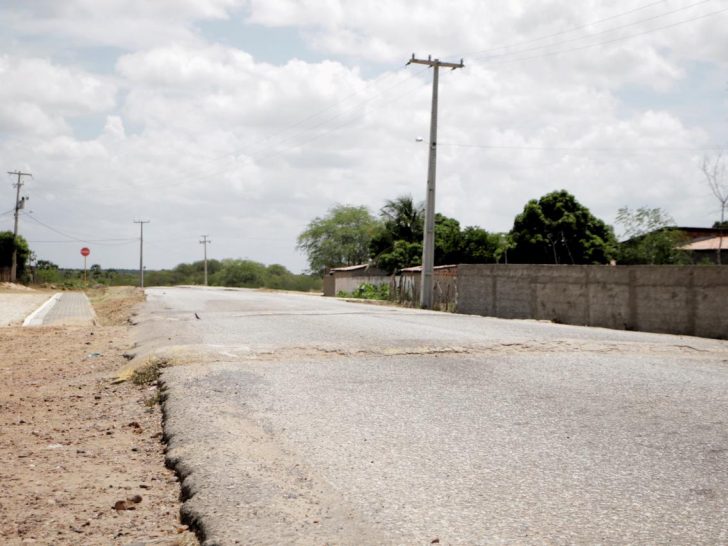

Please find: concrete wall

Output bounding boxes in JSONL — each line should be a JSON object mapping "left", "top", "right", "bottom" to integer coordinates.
{"left": 456, "top": 264, "right": 728, "bottom": 339}
{"left": 334, "top": 274, "right": 389, "bottom": 295}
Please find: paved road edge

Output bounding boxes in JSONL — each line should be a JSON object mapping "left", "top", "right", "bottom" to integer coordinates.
{"left": 22, "top": 293, "right": 62, "bottom": 326}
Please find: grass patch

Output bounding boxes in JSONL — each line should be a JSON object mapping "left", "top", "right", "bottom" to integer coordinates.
{"left": 130, "top": 357, "right": 170, "bottom": 386}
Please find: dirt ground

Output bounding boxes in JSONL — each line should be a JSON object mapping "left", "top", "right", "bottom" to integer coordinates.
{"left": 0, "top": 286, "right": 198, "bottom": 546}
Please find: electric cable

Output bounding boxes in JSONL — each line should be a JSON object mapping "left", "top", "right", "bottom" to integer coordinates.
{"left": 474, "top": 5, "right": 728, "bottom": 67}
{"left": 448, "top": 0, "right": 716, "bottom": 63}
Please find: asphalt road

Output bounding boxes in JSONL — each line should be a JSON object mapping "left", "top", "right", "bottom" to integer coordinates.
{"left": 136, "top": 287, "right": 728, "bottom": 545}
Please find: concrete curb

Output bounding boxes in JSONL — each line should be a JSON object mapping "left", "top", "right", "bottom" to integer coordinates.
{"left": 22, "top": 293, "right": 62, "bottom": 326}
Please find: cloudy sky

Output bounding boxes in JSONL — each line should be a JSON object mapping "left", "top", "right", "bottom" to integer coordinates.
{"left": 1, "top": 0, "right": 726, "bottom": 272}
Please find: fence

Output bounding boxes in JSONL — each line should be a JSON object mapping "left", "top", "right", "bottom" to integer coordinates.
{"left": 456, "top": 264, "right": 728, "bottom": 339}
{"left": 390, "top": 268, "right": 457, "bottom": 311}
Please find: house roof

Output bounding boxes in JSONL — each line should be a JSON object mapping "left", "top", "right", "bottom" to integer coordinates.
{"left": 400, "top": 264, "right": 458, "bottom": 272}
{"left": 621, "top": 226, "right": 727, "bottom": 244}
{"left": 679, "top": 236, "right": 727, "bottom": 251}
{"left": 329, "top": 264, "right": 370, "bottom": 272}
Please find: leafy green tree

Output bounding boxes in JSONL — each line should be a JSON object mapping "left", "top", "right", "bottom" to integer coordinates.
{"left": 616, "top": 207, "right": 690, "bottom": 265}
{"left": 297, "top": 205, "right": 380, "bottom": 274}
{"left": 459, "top": 226, "right": 502, "bottom": 263}
{"left": 211, "top": 259, "right": 268, "bottom": 287}
{"left": 509, "top": 190, "right": 617, "bottom": 264}
{"left": 377, "top": 240, "right": 423, "bottom": 272}
{"left": 369, "top": 195, "right": 424, "bottom": 268}
{"left": 36, "top": 259, "right": 59, "bottom": 270}
{"left": 370, "top": 194, "right": 503, "bottom": 270}
{"left": 434, "top": 214, "right": 462, "bottom": 265}
{"left": 0, "top": 231, "right": 30, "bottom": 277}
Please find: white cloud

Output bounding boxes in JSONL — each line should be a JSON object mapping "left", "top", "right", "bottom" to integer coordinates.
{"left": 2, "top": 0, "right": 245, "bottom": 51}
{"left": 0, "top": 55, "right": 116, "bottom": 137}
{"left": 0, "top": 2, "right": 725, "bottom": 272}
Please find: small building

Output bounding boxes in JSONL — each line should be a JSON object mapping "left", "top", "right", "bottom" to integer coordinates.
{"left": 680, "top": 235, "right": 728, "bottom": 264}
{"left": 322, "top": 264, "right": 389, "bottom": 297}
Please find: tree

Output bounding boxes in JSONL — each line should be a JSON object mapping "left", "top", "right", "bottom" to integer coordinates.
{"left": 370, "top": 194, "right": 503, "bottom": 271}
{"left": 35, "top": 259, "right": 59, "bottom": 270}
{"left": 701, "top": 153, "right": 727, "bottom": 264}
{"left": 459, "top": 226, "right": 502, "bottom": 264}
{"left": 615, "top": 207, "right": 690, "bottom": 265}
{"left": 297, "top": 205, "right": 379, "bottom": 274}
{"left": 211, "top": 259, "right": 267, "bottom": 287}
{"left": 434, "top": 214, "right": 462, "bottom": 265}
{"left": 508, "top": 190, "right": 617, "bottom": 264}
{"left": 376, "top": 240, "right": 422, "bottom": 273}
{"left": 370, "top": 196, "right": 465, "bottom": 271}
{"left": 0, "top": 231, "right": 30, "bottom": 278}
{"left": 369, "top": 195, "right": 424, "bottom": 270}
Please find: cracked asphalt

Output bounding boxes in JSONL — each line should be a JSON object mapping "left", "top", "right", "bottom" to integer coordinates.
{"left": 137, "top": 286, "right": 728, "bottom": 545}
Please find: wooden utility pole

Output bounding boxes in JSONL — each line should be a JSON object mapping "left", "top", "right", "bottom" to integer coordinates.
{"left": 7, "top": 170, "right": 32, "bottom": 282}
{"left": 406, "top": 55, "right": 463, "bottom": 309}
{"left": 133, "top": 220, "right": 150, "bottom": 288}
{"left": 199, "top": 235, "right": 211, "bottom": 286}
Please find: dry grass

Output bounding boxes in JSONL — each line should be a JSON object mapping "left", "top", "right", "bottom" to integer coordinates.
{"left": 86, "top": 285, "right": 145, "bottom": 326}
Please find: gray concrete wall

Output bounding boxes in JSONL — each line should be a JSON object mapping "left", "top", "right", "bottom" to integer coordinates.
{"left": 456, "top": 264, "right": 728, "bottom": 339}
{"left": 334, "top": 275, "right": 390, "bottom": 295}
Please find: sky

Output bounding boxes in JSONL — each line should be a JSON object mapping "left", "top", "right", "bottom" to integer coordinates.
{"left": 0, "top": 0, "right": 726, "bottom": 273}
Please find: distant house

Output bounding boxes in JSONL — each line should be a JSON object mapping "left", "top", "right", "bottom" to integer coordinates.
{"left": 322, "top": 264, "right": 389, "bottom": 297}
{"left": 668, "top": 227, "right": 726, "bottom": 264}
{"left": 673, "top": 226, "right": 728, "bottom": 242}
{"left": 621, "top": 226, "right": 728, "bottom": 265}
{"left": 679, "top": 235, "right": 727, "bottom": 264}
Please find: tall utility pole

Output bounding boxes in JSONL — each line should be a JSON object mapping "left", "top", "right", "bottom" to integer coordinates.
{"left": 133, "top": 220, "right": 150, "bottom": 289}
{"left": 7, "top": 170, "right": 32, "bottom": 282}
{"left": 406, "top": 54, "right": 464, "bottom": 309}
{"left": 199, "top": 235, "right": 211, "bottom": 286}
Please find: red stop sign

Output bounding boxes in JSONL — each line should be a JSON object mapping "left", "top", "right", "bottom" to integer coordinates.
{"left": 80, "top": 247, "right": 90, "bottom": 257}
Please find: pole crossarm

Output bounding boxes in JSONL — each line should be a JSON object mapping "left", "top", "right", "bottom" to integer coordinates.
{"left": 406, "top": 54, "right": 464, "bottom": 70}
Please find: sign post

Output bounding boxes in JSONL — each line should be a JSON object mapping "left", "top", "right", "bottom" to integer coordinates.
{"left": 80, "top": 247, "right": 90, "bottom": 286}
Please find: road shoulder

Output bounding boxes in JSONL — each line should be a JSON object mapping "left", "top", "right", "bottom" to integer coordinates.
{"left": 0, "top": 287, "right": 198, "bottom": 545}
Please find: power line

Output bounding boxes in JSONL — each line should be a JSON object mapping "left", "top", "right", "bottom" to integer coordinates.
{"left": 129, "top": 65, "right": 422, "bottom": 189}
{"left": 439, "top": 143, "right": 727, "bottom": 153}
{"left": 153, "top": 66, "right": 431, "bottom": 188}
{"left": 22, "top": 213, "right": 136, "bottom": 244}
{"left": 27, "top": 239, "right": 137, "bottom": 245}
{"left": 219, "top": 66, "right": 430, "bottom": 166}
{"left": 458, "top": 0, "right": 716, "bottom": 63}
{"left": 475, "top": 5, "right": 728, "bottom": 67}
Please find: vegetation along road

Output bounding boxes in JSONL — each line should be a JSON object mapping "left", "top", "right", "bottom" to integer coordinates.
{"left": 134, "top": 286, "right": 728, "bottom": 545}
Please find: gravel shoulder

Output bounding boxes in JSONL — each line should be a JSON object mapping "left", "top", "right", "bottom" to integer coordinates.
{"left": 0, "top": 286, "right": 198, "bottom": 546}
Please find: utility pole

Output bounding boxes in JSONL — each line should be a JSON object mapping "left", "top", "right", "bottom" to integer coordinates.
{"left": 406, "top": 54, "right": 464, "bottom": 309}
{"left": 133, "top": 220, "right": 150, "bottom": 289}
{"left": 199, "top": 235, "right": 211, "bottom": 286}
{"left": 7, "top": 170, "right": 32, "bottom": 282}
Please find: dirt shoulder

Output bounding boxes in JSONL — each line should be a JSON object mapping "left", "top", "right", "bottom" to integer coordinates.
{"left": 0, "top": 286, "right": 197, "bottom": 546}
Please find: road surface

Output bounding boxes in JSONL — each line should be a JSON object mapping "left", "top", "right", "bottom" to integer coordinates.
{"left": 135, "top": 286, "right": 728, "bottom": 545}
